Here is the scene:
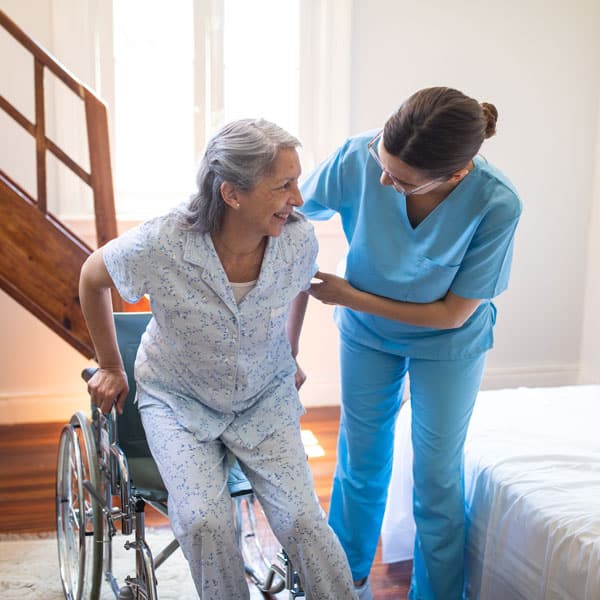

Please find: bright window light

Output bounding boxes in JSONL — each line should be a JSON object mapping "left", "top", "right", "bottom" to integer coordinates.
{"left": 113, "top": 0, "right": 196, "bottom": 219}
{"left": 112, "top": 0, "right": 300, "bottom": 219}
{"left": 301, "top": 429, "right": 326, "bottom": 458}
{"left": 223, "top": 0, "right": 300, "bottom": 138}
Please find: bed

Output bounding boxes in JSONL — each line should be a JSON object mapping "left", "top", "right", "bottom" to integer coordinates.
{"left": 381, "top": 384, "right": 600, "bottom": 600}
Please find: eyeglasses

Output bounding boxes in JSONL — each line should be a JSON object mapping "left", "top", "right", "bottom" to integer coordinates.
{"left": 367, "top": 130, "right": 442, "bottom": 196}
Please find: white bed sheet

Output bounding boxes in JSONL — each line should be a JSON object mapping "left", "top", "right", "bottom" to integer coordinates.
{"left": 381, "top": 384, "right": 600, "bottom": 600}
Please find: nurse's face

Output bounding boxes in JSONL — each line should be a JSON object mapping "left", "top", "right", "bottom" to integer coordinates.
{"left": 236, "top": 148, "right": 303, "bottom": 237}
{"left": 368, "top": 130, "right": 443, "bottom": 196}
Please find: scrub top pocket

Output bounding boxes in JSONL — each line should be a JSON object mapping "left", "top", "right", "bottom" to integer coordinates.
{"left": 408, "top": 256, "right": 460, "bottom": 303}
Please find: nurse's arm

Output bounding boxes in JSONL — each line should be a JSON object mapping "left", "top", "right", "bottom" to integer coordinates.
{"left": 286, "top": 291, "right": 310, "bottom": 389}
{"left": 309, "top": 271, "right": 481, "bottom": 330}
{"left": 79, "top": 249, "right": 129, "bottom": 414}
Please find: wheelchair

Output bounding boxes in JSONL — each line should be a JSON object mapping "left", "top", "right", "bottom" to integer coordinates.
{"left": 56, "top": 312, "right": 304, "bottom": 599}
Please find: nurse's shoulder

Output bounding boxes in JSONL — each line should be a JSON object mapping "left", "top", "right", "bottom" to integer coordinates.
{"left": 473, "top": 157, "right": 523, "bottom": 224}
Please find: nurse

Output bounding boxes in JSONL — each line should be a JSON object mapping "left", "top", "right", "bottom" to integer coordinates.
{"left": 299, "top": 87, "right": 522, "bottom": 599}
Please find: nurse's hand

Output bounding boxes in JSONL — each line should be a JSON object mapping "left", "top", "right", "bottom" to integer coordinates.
{"left": 308, "top": 271, "right": 355, "bottom": 306}
{"left": 294, "top": 360, "right": 307, "bottom": 390}
{"left": 87, "top": 367, "right": 129, "bottom": 415}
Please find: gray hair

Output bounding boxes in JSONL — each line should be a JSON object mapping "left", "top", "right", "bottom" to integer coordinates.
{"left": 176, "top": 118, "right": 301, "bottom": 232}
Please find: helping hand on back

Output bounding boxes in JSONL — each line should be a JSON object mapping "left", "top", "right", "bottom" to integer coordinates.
{"left": 309, "top": 270, "right": 355, "bottom": 306}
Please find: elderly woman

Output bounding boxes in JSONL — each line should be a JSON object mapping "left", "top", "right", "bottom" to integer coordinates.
{"left": 79, "top": 119, "right": 357, "bottom": 599}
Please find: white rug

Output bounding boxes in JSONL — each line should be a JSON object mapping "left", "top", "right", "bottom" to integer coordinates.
{"left": 0, "top": 528, "right": 284, "bottom": 599}
{"left": 0, "top": 529, "right": 195, "bottom": 599}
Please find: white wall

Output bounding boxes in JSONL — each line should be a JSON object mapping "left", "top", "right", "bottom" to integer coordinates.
{"left": 1, "top": 0, "right": 600, "bottom": 423}
{"left": 349, "top": 0, "right": 600, "bottom": 387}
{"left": 580, "top": 92, "right": 600, "bottom": 384}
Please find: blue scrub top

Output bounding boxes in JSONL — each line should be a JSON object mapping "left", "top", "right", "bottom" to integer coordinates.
{"left": 300, "top": 131, "right": 522, "bottom": 360}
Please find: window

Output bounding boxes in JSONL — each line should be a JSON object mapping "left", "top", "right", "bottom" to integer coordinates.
{"left": 112, "top": 0, "right": 302, "bottom": 219}
{"left": 223, "top": 0, "right": 300, "bottom": 136}
{"left": 112, "top": 0, "right": 196, "bottom": 219}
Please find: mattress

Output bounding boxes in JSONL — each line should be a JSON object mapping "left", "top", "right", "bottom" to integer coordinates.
{"left": 381, "top": 385, "right": 600, "bottom": 600}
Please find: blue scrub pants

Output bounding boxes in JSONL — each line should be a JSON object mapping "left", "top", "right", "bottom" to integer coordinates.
{"left": 329, "top": 333, "right": 487, "bottom": 600}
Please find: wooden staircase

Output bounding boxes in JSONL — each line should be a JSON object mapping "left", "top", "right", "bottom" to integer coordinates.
{"left": 0, "top": 10, "right": 122, "bottom": 358}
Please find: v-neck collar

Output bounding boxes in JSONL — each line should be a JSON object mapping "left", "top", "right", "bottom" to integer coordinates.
{"left": 401, "top": 158, "right": 481, "bottom": 232}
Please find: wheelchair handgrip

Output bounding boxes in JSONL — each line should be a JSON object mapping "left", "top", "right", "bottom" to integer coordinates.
{"left": 81, "top": 367, "right": 119, "bottom": 419}
{"left": 82, "top": 367, "right": 99, "bottom": 382}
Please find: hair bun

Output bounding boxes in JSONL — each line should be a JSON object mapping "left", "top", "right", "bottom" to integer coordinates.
{"left": 481, "top": 102, "right": 498, "bottom": 138}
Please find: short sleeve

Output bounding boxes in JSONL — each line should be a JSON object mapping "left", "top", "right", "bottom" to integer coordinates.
{"left": 300, "top": 144, "right": 347, "bottom": 220}
{"left": 301, "top": 222, "right": 319, "bottom": 291}
{"left": 451, "top": 193, "right": 522, "bottom": 299}
{"left": 102, "top": 220, "right": 158, "bottom": 303}
{"left": 289, "top": 217, "right": 319, "bottom": 291}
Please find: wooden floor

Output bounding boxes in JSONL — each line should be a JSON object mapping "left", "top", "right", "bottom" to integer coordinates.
{"left": 0, "top": 407, "right": 411, "bottom": 598}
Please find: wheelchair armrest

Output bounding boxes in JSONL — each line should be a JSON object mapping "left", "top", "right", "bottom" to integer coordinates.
{"left": 82, "top": 367, "right": 99, "bottom": 382}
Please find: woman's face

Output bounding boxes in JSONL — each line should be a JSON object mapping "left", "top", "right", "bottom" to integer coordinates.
{"left": 236, "top": 148, "right": 303, "bottom": 237}
{"left": 377, "top": 139, "right": 443, "bottom": 196}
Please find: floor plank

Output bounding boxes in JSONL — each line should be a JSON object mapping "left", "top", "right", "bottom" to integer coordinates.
{"left": 0, "top": 409, "right": 411, "bottom": 598}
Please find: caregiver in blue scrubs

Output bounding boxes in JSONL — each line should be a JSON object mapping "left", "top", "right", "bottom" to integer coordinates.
{"left": 299, "top": 87, "right": 522, "bottom": 600}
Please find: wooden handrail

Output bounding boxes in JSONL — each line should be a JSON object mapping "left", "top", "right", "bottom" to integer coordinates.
{"left": 0, "top": 9, "right": 86, "bottom": 99}
{"left": 0, "top": 96, "right": 93, "bottom": 186}
{"left": 34, "top": 58, "right": 47, "bottom": 212}
{"left": 0, "top": 9, "right": 128, "bottom": 358}
{"left": 0, "top": 8, "right": 118, "bottom": 246}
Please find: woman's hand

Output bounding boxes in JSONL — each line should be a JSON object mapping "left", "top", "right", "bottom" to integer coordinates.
{"left": 87, "top": 367, "right": 129, "bottom": 415}
{"left": 80, "top": 249, "right": 129, "bottom": 413}
{"left": 308, "top": 270, "right": 356, "bottom": 306}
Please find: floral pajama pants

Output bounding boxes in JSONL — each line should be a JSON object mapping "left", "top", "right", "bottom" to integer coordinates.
{"left": 139, "top": 399, "right": 357, "bottom": 599}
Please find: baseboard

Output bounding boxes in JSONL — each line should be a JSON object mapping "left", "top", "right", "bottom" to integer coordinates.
{"left": 0, "top": 364, "right": 582, "bottom": 424}
{"left": 480, "top": 364, "right": 581, "bottom": 390}
{"left": 304, "top": 365, "right": 582, "bottom": 405}
{"left": 300, "top": 381, "right": 342, "bottom": 407}
{"left": 0, "top": 388, "right": 337, "bottom": 424}
{"left": 0, "top": 393, "right": 90, "bottom": 425}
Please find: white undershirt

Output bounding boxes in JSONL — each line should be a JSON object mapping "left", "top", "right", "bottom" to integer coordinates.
{"left": 230, "top": 279, "right": 257, "bottom": 303}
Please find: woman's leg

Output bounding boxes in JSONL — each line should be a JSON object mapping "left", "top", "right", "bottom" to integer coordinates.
{"left": 229, "top": 423, "right": 358, "bottom": 599}
{"left": 139, "top": 400, "right": 249, "bottom": 600}
{"left": 329, "top": 334, "right": 409, "bottom": 581}
{"left": 408, "top": 354, "right": 487, "bottom": 600}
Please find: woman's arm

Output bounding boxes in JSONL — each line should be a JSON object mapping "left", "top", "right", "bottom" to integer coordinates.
{"left": 79, "top": 249, "right": 129, "bottom": 414}
{"left": 286, "top": 291, "right": 310, "bottom": 389}
{"left": 309, "top": 271, "right": 481, "bottom": 329}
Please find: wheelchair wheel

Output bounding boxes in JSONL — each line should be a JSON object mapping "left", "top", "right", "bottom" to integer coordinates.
{"left": 56, "top": 412, "right": 104, "bottom": 600}
{"left": 236, "top": 494, "right": 286, "bottom": 595}
{"left": 132, "top": 540, "right": 158, "bottom": 600}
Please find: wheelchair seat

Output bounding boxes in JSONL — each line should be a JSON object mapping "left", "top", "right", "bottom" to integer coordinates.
{"left": 112, "top": 312, "right": 169, "bottom": 504}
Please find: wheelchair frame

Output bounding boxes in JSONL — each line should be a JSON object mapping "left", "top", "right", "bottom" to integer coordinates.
{"left": 55, "top": 312, "right": 304, "bottom": 599}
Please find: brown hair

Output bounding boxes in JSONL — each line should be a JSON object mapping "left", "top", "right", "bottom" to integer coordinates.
{"left": 383, "top": 87, "right": 498, "bottom": 179}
